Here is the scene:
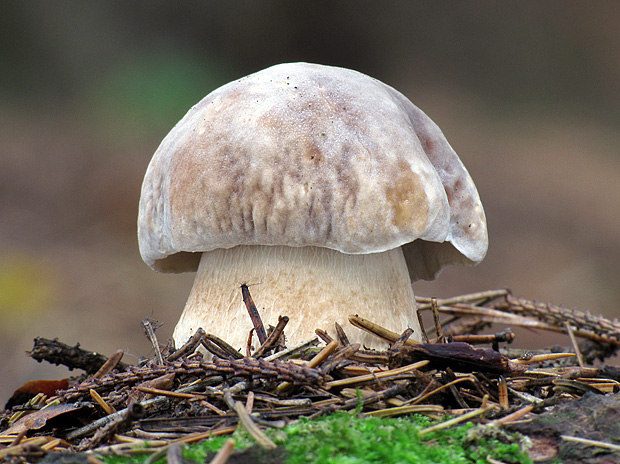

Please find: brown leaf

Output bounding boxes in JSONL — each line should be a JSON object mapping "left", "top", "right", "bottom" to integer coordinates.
{"left": 5, "top": 403, "right": 83, "bottom": 435}
{"left": 5, "top": 379, "right": 69, "bottom": 409}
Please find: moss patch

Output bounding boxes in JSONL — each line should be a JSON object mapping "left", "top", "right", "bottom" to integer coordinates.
{"left": 103, "top": 413, "right": 532, "bottom": 464}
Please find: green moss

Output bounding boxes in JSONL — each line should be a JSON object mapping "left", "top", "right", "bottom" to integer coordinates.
{"left": 102, "top": 413, "right": 532, "bottom": 464}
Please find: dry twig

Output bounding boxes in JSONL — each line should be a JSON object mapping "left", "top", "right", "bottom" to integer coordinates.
{"left": 241, "top": 284, "right": 268, "bottom": 345}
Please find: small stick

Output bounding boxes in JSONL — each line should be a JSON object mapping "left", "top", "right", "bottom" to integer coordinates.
{"left": 8, "top": 429, "right": 27, "bottom": 447}
{"left": 93, "top": 350, "right": 124, "bottom": 379}
{"left": 253, "top": 316, "right": 289, "bottom": 358}
{"left": 417, "top": 309, "right": 430, "bottom": 344}
{"left": 451, "top": 329, "right": 515, "bottom": 347}
{"left": 443, "top": 369, "right": 469, "bottom": 409}
{"left": 324, "top": 360, "right": 428, "bottom": 389}
{"left": 204, "top": 334, "right": 244, "bottom": 359}
{"left": 348, "top": 315, "right": 420, "bottom": 345}
{"left": 496, "top": 404, "right": 534, "bottom": 424}
{"left": 442, "top": 317, "right": 489, "bottom": 338}
{"left": 87, "top": 440, "right": 165, "bottom": 456}
{"left": 409, "top": 376, "right": 475, "bottom": 405}
{"left": 392, "top": 328, "right": 414, "bottom": 351}
{"left": 233, "top": 400, "right": 276, "bottom": 449}
{"left": 83, "top": 402, "right": 146, "bottom": 450}
{"left": 134, "top": 387, "right": 199, "bottom": 399}
{"left": 90, "top": 389, "right": 116, "bottom": 415}
{"left": 552, "top": 379, "right": 605, "bottom": 395}
{"left": 142, "top": 442, "right": 194, "bottom": 464}
{"left": 510, "top": 352, "right": 575, "bottom": 365}
{"left": 264, "top": 336, "right": 319, "bottom": 361}
{"left": 208, "top": 439, "right": 236, "bottom": 464}
{"left": 561, "top": 435, "right": 620, "bottom": 452}
{"left": 241, "top": 284, "right": 268, "bottom": 345}
{"left": 309, "top": 383, "right": 409, "bottom": 420}
{"left": 334, "top": 322, "right": 350, "bottom": 346}
{"left": 40, "top": 437, "right": 63, "bottom": 451}
{"left": 365, "top": 404, "right": 444, "bottom": 418}
{"left": 200, "top": 337, "right": 236, "bottom": 359}
{"left": 166, "top": 443, "right": 186, "bottom": 464}
{"left": 168, "top": 425, "right": 237, "bottom": 445}
{"left": 318, "top": 343, "right": 360, "bottom": 374}
{"left": 143, "top": 318, "right": 164, "bottom": 365}
{"left": 350, "top": 350, "right": 390, "bottom": 365}
{"left": 308, "top": 340, "right": 339, "bottom": 368}
{"left": 564, "top": 321, "right": 584, "bottom": 368}
{"left": 431, "top": 298, "right": 444, "bottom": 342}
{"left": 200, "top": 400, "right": 227, "bottom": 416}
{"left": 246, "top": 329, "right": 255, "bottom": 357}
{"left": 68, "top": 407, "right": 133, "bottom": 441}
{"left": 251, "top": 395, "right": 312, "bottom": 407}
{"left": 315, "top": 328, "right": 334, "bottom": 344}
{"left": 143, "top": 443, "right": 180, "bottom": 464}
{"left": 167, "top": 328, "right": 206, "bottom": 361}
{"left": 200, "top": 338, "right": 235, "bottom": 359}
{"left": 498, "top": 376, "right": 509, "bottom": 409}
{"left": 418, "top": 405, "right": 494, "bottom": 436}
{"left": 416, "top": 289, "right": 509, "bottom": 310}
{"left": 245, "top": 391, "right": 255, "bottom": 414}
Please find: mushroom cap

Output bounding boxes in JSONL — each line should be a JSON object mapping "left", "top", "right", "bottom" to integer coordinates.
{"left": 138, "top": 62, "right": 487, "bottom": 280}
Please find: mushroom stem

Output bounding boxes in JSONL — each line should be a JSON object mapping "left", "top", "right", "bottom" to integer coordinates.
{"left": 172, "top": 245, "right": 422, "bottom": 352}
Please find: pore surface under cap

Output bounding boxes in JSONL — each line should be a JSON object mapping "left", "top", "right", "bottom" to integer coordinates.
{"left": 138, "top": 62, "right": 486, "bottom": 278}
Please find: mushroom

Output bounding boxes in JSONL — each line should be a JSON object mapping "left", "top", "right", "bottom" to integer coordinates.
{"left": 138, "top": 62, "right": 488, "bottom": 352}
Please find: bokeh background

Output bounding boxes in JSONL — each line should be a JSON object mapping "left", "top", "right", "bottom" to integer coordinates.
{"left": 2, "top": 2, "right": 619, "bottom": 405}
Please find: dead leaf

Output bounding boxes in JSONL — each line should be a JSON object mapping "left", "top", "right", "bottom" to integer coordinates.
{"left": 5, "top": 403, "right": 85, "bottom": 435}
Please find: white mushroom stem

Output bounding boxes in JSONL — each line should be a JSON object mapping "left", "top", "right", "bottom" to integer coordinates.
{"left": 172, "top": 245, "right": 423, "bottom": 352}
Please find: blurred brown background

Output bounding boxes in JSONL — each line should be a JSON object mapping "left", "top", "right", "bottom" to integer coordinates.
{"left": 1, "top": 2, "right": 619, "bottom": 405}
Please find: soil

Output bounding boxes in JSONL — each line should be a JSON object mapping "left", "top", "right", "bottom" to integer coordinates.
{"left": 510, "top": 391, "right": 620, "bottom": 463}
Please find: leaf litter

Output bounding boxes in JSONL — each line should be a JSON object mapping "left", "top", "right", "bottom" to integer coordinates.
{"left": 1, "top": 288, "right": 620, "bottom": 463}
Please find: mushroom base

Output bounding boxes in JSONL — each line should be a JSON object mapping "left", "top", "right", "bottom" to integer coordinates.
{"left": 172, "top": 245, "right": 422, "bottom": 353}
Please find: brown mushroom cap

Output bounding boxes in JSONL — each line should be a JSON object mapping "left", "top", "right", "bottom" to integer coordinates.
{"left": 138, "top": 62, "right": 487, "bottom": 280}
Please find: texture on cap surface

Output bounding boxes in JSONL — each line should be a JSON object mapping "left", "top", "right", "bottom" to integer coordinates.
{"left": 138, "top": 62, "right": 487, "bottom": 278}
